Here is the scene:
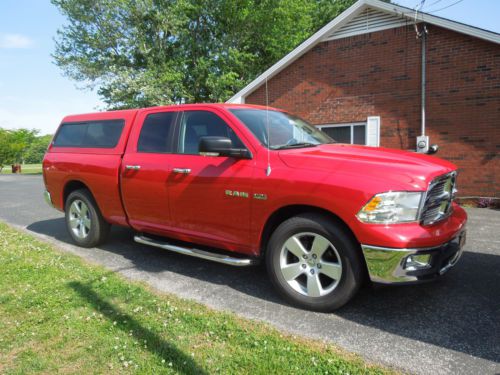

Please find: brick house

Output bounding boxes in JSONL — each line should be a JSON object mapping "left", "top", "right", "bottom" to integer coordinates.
{"left": 227, "top": 0, "right": 500, "bottom": 197}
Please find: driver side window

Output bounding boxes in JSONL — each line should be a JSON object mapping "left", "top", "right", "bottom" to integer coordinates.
{"left": 177, "top": 110, "right": 245, "bottom": 154}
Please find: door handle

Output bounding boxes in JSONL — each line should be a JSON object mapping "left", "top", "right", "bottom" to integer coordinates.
{"left": 173, "top": 168, "right": 191, "bottom": 174}
{"left": 125, "top": 165, "right": 141, "bottom": 170}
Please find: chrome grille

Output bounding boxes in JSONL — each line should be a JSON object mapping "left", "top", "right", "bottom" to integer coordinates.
{"left": 421, "top": 172, "right": 457, "bottom": 225}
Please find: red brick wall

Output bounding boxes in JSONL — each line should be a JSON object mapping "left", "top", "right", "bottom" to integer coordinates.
{"left": 246, "top": 25, "right": 500, "bottom": 197}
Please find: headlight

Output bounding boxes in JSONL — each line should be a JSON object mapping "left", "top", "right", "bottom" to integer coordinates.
{"left": 357, "top": 192, "right": 423, "bottom": 224}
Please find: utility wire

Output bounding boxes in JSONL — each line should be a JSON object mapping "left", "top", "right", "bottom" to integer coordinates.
{"left": 414, "top": 0, "right": 426, "bottom": 24}
{"left": 414, "top": 0, "right": 426, "bottom": 38}
{"left": 426, "top": 0, "right": 465, "bottom": 13}
{"left": 423, "top": 0, "right": 444, "bottom": 8}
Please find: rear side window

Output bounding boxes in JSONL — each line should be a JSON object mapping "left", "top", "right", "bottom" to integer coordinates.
{"left": 53, "top": 120, "right": 124, "bottom": 148}
{"left": 137, "top": 112, "right": 176, "bottom": 153}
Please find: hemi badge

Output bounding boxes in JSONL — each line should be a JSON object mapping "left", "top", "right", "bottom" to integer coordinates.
{"left": 253, "top": 193, "right": 267, "bottom": 200}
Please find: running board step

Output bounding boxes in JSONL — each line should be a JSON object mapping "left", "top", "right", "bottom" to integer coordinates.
{"left": 134, "top": 235, "right": 258, "bottom": 267}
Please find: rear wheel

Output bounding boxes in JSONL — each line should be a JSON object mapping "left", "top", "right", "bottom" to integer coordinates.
{"left": 266, "top": 214, "right": 363, "bottom": 311}
{"left": 65, "top": 189, "right": 110, "bottom": 248}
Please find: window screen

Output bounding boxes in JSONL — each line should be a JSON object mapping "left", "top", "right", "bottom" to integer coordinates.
{"left": 353, "top": 126, "right": 366, "bottom": 145}
{"left": 322, "top": 126, "right": 351, "bottom": 144}
{"left": 53, "top": 120, "right": 124, "bottom": 148}
{"left": 178, "top": 111, "right": 244, "bottom": 154}
{"left": 137, "top": 112, "right": 176, "bottom": 153}
{"left": 319, "top": 124, "right": 366, "bottom": 145}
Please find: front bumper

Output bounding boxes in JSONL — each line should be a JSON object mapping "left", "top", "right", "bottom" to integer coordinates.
{"left": 361, "top": 230, "right": 466, "bottom": 284}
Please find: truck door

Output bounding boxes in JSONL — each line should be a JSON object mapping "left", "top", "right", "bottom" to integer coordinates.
{"left": 120, "top": 109, "right": 178, "bottom": 234}
{"left": 167, "top": 109, "right": 255, "bottom": 254}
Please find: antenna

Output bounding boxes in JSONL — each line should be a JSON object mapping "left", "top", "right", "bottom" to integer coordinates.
{"left": 265, "top": 77, "right": 272, "bottom": 176}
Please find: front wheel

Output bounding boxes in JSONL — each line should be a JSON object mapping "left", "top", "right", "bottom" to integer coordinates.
{"left": 266, "top": 214, "right": 363, "bottom": 312}
{"left": 65, "top": 189, "right": 110, "bottom": 248}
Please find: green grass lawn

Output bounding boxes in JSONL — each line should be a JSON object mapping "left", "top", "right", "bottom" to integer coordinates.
{"left": 0, "top": 222, "right": 392, "bottom": 374}
{"left": 0, "top": 164, "right": 43, "bottom": 175}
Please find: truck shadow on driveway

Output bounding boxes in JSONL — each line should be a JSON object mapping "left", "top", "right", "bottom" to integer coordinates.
{"left": 28, "top": 218, "right": 500, "bottom": 365}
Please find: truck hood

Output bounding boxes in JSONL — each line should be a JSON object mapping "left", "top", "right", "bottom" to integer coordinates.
{"left": 278, "top": 144, "right": 456, "bottom": 192}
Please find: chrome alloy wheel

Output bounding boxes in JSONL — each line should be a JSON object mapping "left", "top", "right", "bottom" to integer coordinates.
{"left": 279, "top": 232, "right": 342, "bottom": 297}
{"left": 68, "top": 199, "right": 91, "bottom": 239}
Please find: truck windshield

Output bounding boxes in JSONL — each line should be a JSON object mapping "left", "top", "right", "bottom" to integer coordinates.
{"left": 229, "top": 108, "right": 333, "bottom": 149}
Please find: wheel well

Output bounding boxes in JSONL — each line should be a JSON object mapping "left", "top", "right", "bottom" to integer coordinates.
{"left": 260, "top": 205, "right": 360, "bottom": 255}
{"left": 63, "top": 180, "right": 89, "bottom": 209}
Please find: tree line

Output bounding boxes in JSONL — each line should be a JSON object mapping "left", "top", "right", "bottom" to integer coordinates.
{"left": 0, "top": 128, "right": 52, "bottom": 171}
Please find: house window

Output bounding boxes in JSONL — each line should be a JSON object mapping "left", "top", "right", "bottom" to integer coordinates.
{"left": 317, "top": 116, "right": 381, "bottom": 147}
{"left": 318, "top": 123, "right": 366, "bottom": 145}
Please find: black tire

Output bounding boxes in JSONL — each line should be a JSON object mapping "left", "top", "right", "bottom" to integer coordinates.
{"left": 65, "top": 189, "right": 110, "bottom": 248}
{"left": 266, "top": 213, "right": 363, "bottom": 312}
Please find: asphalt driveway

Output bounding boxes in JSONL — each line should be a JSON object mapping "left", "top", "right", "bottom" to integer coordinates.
{"left": 0, "top": 174, "right": 499, "bottom": 374}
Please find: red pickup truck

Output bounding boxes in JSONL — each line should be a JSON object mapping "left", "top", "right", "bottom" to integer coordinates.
{"left": 43, "top": 103, "right": 467, "bottom": 311}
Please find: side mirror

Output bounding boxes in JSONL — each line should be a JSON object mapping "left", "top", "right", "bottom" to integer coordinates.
{"left": 199, "top": 136, "right": 252, "bottom": 159}
{"left": 427, "top": 144, "right": 439, "bottom": 155}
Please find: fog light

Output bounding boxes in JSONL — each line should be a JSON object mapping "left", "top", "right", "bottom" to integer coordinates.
{"left": 405, "top": 254, "right": 431, "bottom": 271}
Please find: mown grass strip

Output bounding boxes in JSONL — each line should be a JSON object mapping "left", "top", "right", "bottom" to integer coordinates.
{"left": 0, "top": 222, "right": 393, "bottom": 374}
{"left": 0, "top": 164, "right": 43, "bottom": 175}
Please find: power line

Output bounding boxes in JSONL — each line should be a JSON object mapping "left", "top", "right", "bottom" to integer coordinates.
{"left": 415, "top": 0, "right": 426, "bottom": 9}
{"left": 426, "top": 0, "right": 465, "bottom": 13}
{"left": 423, "top": 0, "right": 444, "bottom": 8}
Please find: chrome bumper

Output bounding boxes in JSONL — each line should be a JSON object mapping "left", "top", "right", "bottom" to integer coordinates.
{"left": 361, "top": 231, "right": 466, "bottom": 284}
{"left": 43, "top": 190, "right": 54, "bottom": 208}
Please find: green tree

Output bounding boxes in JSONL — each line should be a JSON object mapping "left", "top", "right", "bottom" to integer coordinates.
{"left": 52, "top": 0, "right": 356, "bottom": 108}
{"left": 0, "top": 128, "right": 39, "bottom": 170}
{"left": 0, "top": 129, "right": 13, "bottom": 172}
{"left": 24, "top": 135, "right": 53, "bottom": 164}
{"left": 9, "top": 129, "right": 38, "bottom": 164}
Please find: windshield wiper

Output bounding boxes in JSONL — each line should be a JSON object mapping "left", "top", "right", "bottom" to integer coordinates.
{"left": 271, "top": 142, "right": 319, "bottom": 150}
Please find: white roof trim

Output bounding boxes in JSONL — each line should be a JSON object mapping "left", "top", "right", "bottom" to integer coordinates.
{"left": 324, "top": 7, "right": 415, "bottom": 41}
{"left": 227, "top": 0, "right": 500, "bottom": 104}
{"left": 365, "top": 0, "right": 500, "bottom": 44}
